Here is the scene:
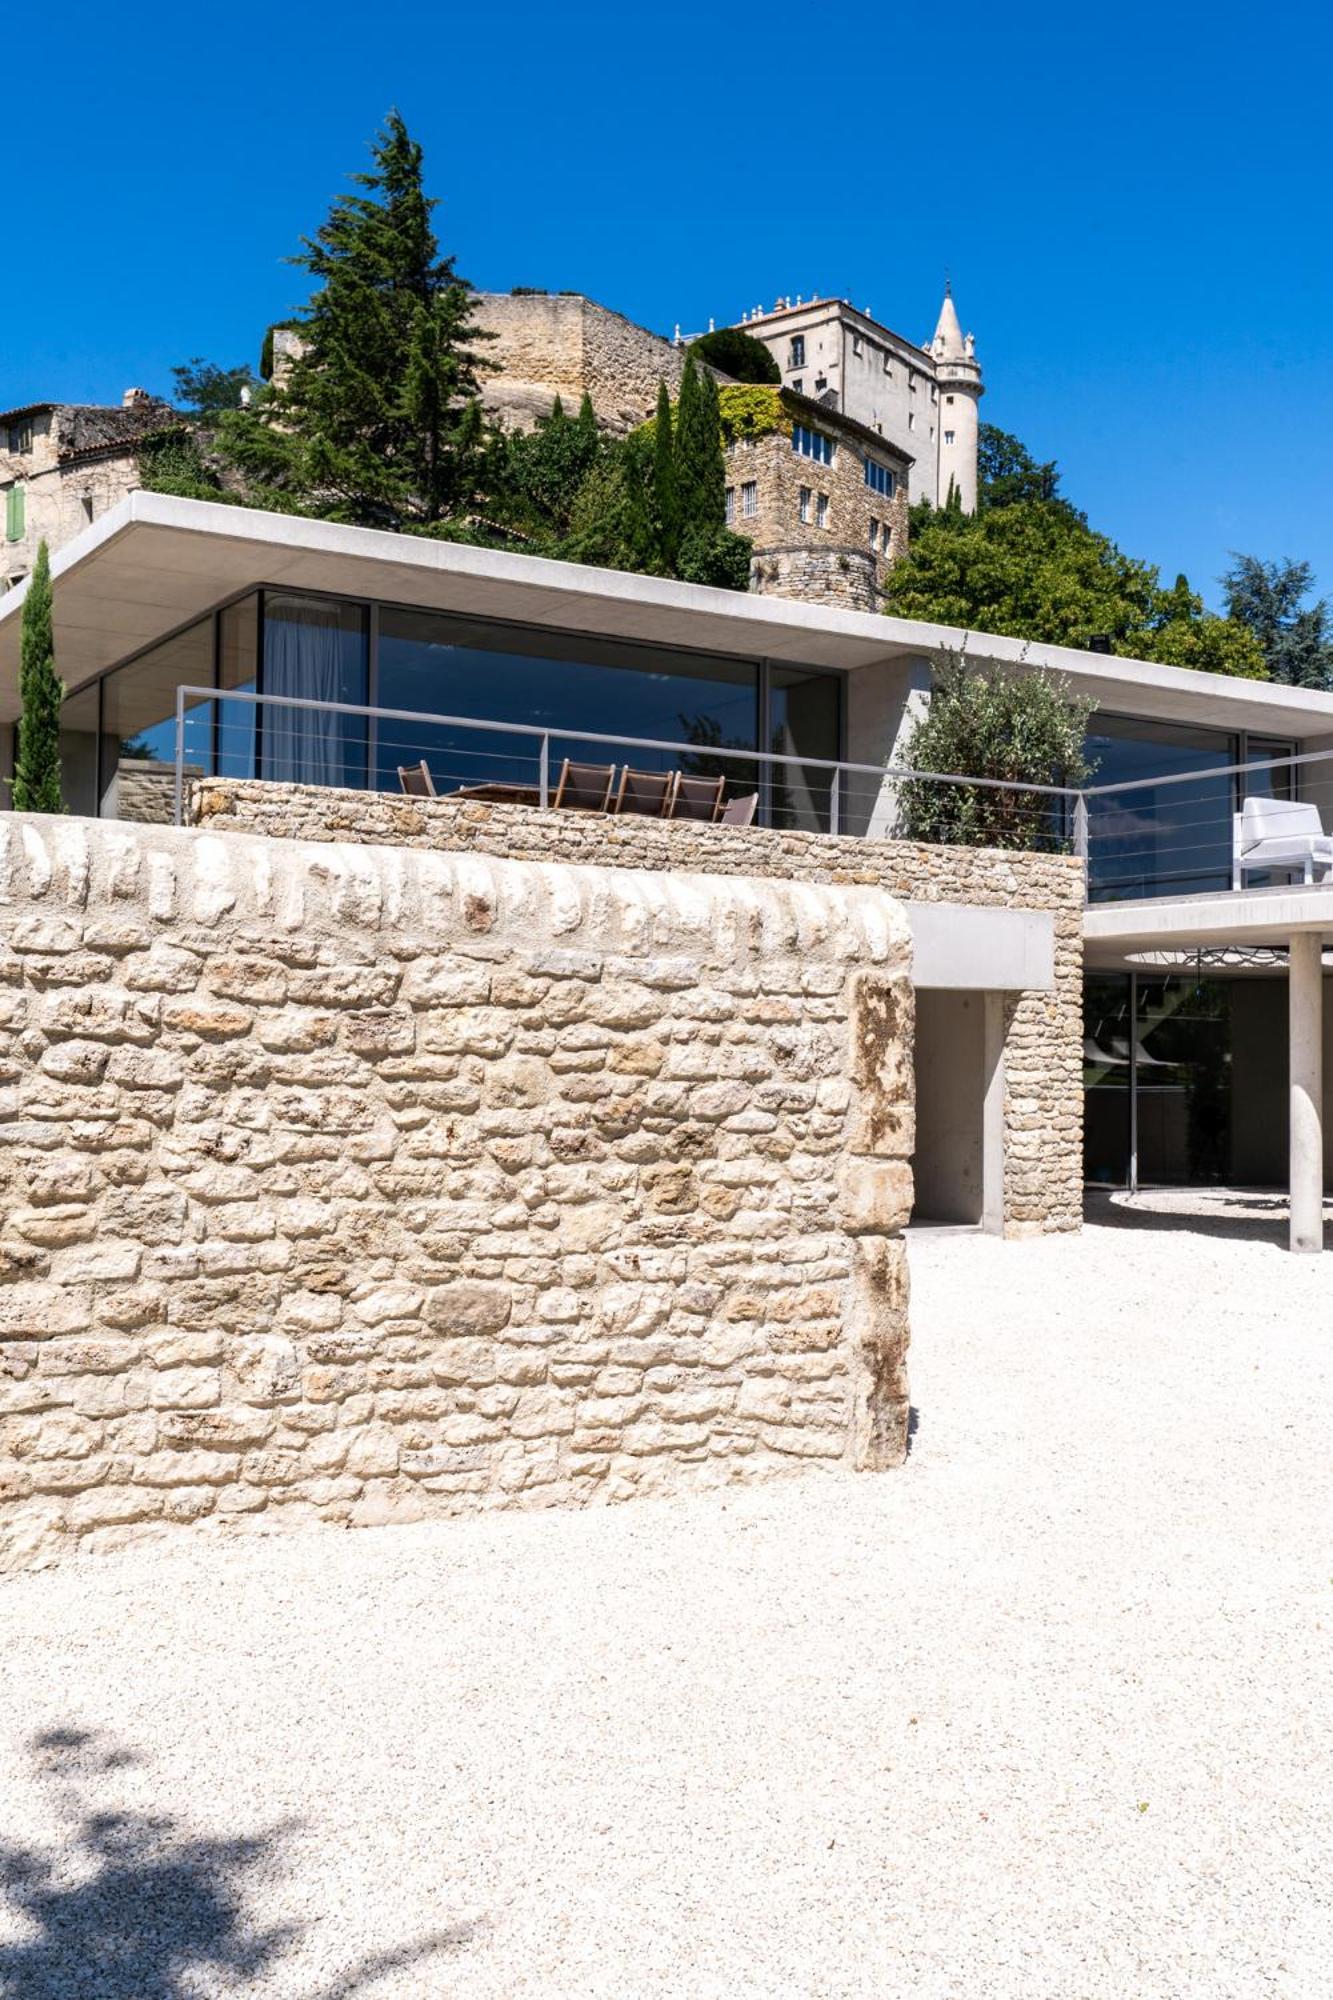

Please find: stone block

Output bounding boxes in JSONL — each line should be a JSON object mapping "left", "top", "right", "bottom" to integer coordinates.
{"left": 838, "top": 1159, "right": 914, "bottom": 1236}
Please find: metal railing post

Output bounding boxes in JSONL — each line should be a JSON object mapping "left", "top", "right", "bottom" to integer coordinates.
{"left": 539, "top": 733, "right": 550, "bottom": 809}
{"left": 1073, "top": 791, "right": 1089, "bottom": 863}
{"left": 173, "top": 685, "right": 186, "bottom": 828}
{"left": 829, "top": 767, "right": 841, "bottom": 837}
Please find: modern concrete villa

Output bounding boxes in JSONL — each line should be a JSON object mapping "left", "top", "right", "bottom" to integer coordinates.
{"left": 3, "top": 491, "right": 1333, "bottom": 1261}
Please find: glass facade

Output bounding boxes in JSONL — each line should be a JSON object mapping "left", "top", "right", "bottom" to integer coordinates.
{"left": 37, "top": 587, "right": 843, "bottom": 831}
{"left": 1085, "top": 717, "right": 1296, "bottom": 901}
{"left": 1084, "top": 971, "right": 1234, "bottom": 1187}
{"left": 101, "top": 616, "right": 215, "bottom": 823}
{"left": 374, "top": 608, "right": 762, "bottom": 803}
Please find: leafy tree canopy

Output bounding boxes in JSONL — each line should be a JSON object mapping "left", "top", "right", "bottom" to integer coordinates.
{"left": 171, "top": 359, "right": 259, "bottom": 416}
{"left": 1221, "top": 554, "right": 1333, "bottom": 690}
{"left": 887, "top": 424, "right": 1268, "bottom": 677}
{"left": 688, "top": 327, "right": 780, "bottom": 384}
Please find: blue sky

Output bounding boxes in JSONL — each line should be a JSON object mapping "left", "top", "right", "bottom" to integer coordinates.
{"left": 8, "top": 0, "right": 1331, "bottom": 611}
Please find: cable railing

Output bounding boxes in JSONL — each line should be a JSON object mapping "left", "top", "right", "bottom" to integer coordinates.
{"left": 153, "top": 688, "right": 1333, "bottom": 905}
{"left": 164, "top": 685, "right": 1079, "bottom": 853}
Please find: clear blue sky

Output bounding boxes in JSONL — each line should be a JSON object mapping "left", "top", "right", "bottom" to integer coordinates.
{"left": 8, "top": 0, "right": 1331, "bottom": 611}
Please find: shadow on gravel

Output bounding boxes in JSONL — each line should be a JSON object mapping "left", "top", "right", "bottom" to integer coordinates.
{"left": 1084, "top": 1187, "right": 1330, "bottom": 1249}
{"left": 0, "top": 1726, "right": 477, "bottom": 1999}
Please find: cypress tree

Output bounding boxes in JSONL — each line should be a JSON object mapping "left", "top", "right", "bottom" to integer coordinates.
{"left": 694, "top": 366, "right": 727, "bottom": 527}
{"left": 651, "top": 382, "right": 680, "bottom": 565}
{"left": 225, "top": 111, "right": 493, "bottom": 529}
{"left": 674, "top": 356, "right": 726, "bottom": 530}
{"left": 576, "top": 392, "right": 598, "bottom": 445}
{"left": 11, "top": 542, "right": 63, "bottom": 814}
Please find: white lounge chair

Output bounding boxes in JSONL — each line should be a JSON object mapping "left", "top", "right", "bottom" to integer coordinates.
{"left": 1232, "top": 796, "right": 1333, "bottom": 889}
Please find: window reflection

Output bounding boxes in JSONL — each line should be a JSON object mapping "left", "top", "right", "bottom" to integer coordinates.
{"left": 100, "top": 618, "right": 214, "bottom": 822}
{"left": 1086, "top": 718, "right": 1237, "bottom": 901}
{"left": 58, "top": 684, "right": 99, "bottom": 818}
{"left": 769, "top": 665, "right": 840, "bottom": 831}
{"left": 374, "top": 608, "right": 765, "bottom": 805}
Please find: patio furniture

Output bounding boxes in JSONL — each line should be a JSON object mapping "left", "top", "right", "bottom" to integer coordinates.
{"left": 451, "top": 781, "right": 543, "bottom": 805}
{"left": 720, "top": 792, "right": 758, "bottom": 827}
{"left": 1232, "top": 797, "right": 1333, "bottom": 888}
{"left": 613, "top": 768, "right": 678, "bottom": 817}
{"left": 398, "top": 760, "right": 437, "bottom": 798}
{"left": 552, "top": 759, "right": 616, "bottom": 812}
{"left": 670, "top": 773, "right": 727, "bottom": 822}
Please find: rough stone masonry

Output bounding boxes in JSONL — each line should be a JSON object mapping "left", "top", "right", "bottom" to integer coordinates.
{"left": 194, "top": 781, "right": 1086, "bottom": 1238}
{"left": 0, "top": 815, "right": 914, "bottom": 1570}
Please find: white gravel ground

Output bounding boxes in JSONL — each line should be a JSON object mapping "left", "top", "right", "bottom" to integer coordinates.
{"left": 3, "top": 1195, "right": 1332, "bottom": 1999}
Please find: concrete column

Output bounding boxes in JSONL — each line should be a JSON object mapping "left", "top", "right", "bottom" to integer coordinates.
{"left": 982, "top": 992, "right": 1006, "bottom": 1237}
{"left": 1289, "top": 932, "right": 1324, "bottom": 1253}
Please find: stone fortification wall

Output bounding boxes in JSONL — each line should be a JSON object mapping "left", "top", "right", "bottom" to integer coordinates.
{"left": 475, "top": 293, "right": 691, "bottom": 436}
{"left": 0, "top": 814, "right": 913, "bottom": 1570}
{"left": 193, "top": 782, "right": 1085, "bottom": 1238}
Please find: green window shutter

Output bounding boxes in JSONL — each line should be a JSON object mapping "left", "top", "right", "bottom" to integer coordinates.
{"left": 5, "top": 486, "right": 23, "bottom": 542}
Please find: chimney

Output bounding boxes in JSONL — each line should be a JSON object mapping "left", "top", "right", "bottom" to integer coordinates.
{"left": 121, "top": 387, "right": 152, "bottom": 408}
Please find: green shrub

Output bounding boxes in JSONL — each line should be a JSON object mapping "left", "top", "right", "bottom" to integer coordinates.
{"left": 896, "top": 650, "right": 1094, "bottom": 850}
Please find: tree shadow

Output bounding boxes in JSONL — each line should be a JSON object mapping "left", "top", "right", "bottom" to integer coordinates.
{"left": 0, "top": 1726, "right": 478, "bottom": 1999}
{"left": 1085, "top": 1186, "right": 1331, "bottom": 1249}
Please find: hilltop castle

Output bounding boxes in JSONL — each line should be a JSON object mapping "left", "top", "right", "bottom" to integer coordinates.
{"left": 2, "top": 287, "right": 982, "bottom": 613}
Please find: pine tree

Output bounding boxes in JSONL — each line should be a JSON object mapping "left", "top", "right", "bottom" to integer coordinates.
{"left": 674, "top": 355, "right": 725, "bottom": 528}
{"left": 651, "top": 382, "right": 680, "bottom": 565}
{"left": 223, "top": 112, "right": 493, "bottom": 529}
{"left": 11, "top": 542, "right": 63, "bottom": 814}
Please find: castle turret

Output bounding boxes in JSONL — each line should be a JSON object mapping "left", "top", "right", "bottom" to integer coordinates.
{"left": 929, "top": 287, "right": 983, "bottom": 512}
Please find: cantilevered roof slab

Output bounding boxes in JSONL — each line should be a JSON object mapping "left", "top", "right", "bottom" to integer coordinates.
{"left": 8, "top": 493, "right": 1333, "bottom": 739}
{"left": 1085, "top": 885, "right": 1333, "bottom": 967}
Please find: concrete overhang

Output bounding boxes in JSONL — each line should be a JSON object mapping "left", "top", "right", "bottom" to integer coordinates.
{"left": 1084, "top": 886, "right": 1333, "bottom": 964}
{"left": 7, "top": 493, "right": 1333, "bottom": 743}
{"left": 908, "top": 902, "right": 1055, "bottom": 991}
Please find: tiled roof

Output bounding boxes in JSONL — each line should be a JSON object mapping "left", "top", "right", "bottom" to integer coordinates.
{"left": 0, "top": 399, "right": 181, "bottom": 462}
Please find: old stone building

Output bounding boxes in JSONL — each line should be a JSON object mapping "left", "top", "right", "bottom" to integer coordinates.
{"left": 0, "top": 391, "right": 178, "bottom": 592}
{"left": 721, "top": 288, "right": 984, "bottom": 511}
{"left": 472, "top": 291, "right": 696, "bottom": 436}
{"left": 724, "top": 393, "right": 913, "bottom": 612}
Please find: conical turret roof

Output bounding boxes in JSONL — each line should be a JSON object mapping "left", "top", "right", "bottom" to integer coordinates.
{"left": 931, "top": 287, "right": 966, "bottom": 360}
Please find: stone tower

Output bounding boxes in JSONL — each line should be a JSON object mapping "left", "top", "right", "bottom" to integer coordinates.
{"left": 929, "top": 289, "right": 983, "bottom": 512}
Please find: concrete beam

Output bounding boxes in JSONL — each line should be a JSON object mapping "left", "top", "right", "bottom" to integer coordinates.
{"left": 908, "top": 902, "right": 1054, "bottom": 992}
{"left": 1289, "top": 932, "right": 1325, "bottom": 1253}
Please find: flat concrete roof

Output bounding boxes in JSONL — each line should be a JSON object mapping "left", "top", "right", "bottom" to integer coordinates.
{"left": 6, "top": 492, "right": 1333, "bottom": 741}
{"left": 1085, "top": 884, "right": 1333, "bottom": 962}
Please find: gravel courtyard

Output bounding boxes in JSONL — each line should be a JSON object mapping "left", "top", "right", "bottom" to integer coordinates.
{"left": 3, "top": 1197, "right": 1331, "bottom": 1999}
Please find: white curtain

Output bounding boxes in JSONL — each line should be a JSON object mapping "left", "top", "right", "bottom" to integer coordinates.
{"left": 263, "top": 599, "right": 345, "bottom": 785}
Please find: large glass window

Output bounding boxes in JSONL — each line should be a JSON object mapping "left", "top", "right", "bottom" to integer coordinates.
{"left": 375, "top": 609, "right": 761, "bottom": 803}
{"left": 1084, "top": 972, "right": 1234, "bottom": 1188}
{"left": 261, "top": 594, "right": 367, "bottom": 788}
{"left": 217, "top": 594, "right": 259, "bottom": 781}
{"left": 58, "top": 684, "right": 99, "bottom": 819}
{"left": 769, "top": 666, "right": 841, "bottom": 831}
{"left": 100, "top": 617, "right": 215, "bottom": 823}
{"left": 1085, "top": 717, "right": 1238, "bottom": 901}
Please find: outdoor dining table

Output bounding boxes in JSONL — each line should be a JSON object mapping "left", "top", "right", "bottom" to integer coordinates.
{"left": 451, "top": 781, "right": 545, "bottom": 805}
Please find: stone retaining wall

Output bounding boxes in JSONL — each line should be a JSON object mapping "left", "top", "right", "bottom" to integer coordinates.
{"left": 0, "top": 814, "right": 913, "bottom": 1570}
{"left": 192, "top": 781, "right": 1086, "bottom": 1237}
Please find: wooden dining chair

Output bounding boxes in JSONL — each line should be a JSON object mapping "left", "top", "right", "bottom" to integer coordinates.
{"left": 613, "top": 768, "right": 678, "bottom": 817}
{"left": 670, "top": 773, "right": 727, "bottom": 822}
{"left": 552, "top": 759, "right": 616, "bottom": 811}
{"left": 398, "top": 760, "right": 437, "bottom": 798}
